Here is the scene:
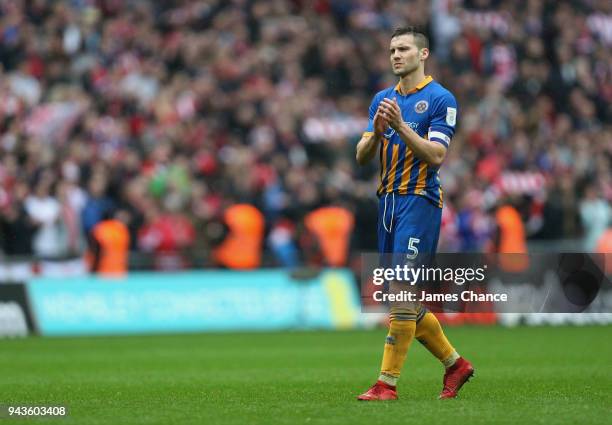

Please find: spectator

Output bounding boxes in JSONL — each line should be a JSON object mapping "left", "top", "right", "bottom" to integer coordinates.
{"left": 81, "top": 175, "right": 113, "bottom": 235}
{"left": 579, "top": 186, "right": 611, "bottom": 251}
{"left": 137, "top": 203, "right": 196, "bottom": 270}
{"left": 56, "top": 180, "right": 86, "bottom": 256}
{"left": 0, "top": 181, "right": 36, "bottom": 280}
{"left": 88, "top": 209, "right": 130, "bottom": 277}
{"left": 303, "top": 206, "right": 355, "bottom": 267}
{"left": 213, "top": 204, "right": 265, "bottom": 270}
{"left": 24, "top": 178, "right": 62, "bottom": 259}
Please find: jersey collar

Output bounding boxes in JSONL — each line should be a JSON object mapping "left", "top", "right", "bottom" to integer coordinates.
{"left": 394, "top": 75, "right": 433, "bottom": 96}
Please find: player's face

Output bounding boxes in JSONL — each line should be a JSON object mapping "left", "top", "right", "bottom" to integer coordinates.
{"left": 389, "top": 34, "right": 424, "bottom": 77}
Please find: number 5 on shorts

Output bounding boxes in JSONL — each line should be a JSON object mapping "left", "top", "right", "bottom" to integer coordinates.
{"left": 406, "top": 237, "right": 420, "bottom": 260}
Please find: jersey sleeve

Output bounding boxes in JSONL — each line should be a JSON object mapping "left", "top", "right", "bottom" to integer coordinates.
{"left": 428, "top": 92, "right": 457, "bottom": 148}
{"left": 363, "top": 94, "right": 380, "bottom": 135}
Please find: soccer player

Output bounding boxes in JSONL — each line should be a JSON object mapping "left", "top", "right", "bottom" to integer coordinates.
{"left": 355, "top": 27, "right": 474, "bottom": 401}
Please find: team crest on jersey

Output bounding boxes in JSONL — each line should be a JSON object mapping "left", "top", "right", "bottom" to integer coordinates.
{"left": 414, "top": 100, "right": 428, "bottom": 113}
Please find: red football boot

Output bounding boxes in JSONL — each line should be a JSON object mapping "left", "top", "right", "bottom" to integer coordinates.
{"left": 357, "top": 380, "right": 398, "bottom": 401}
{"left": 439, "top": 357, "right": 474, "bottom": 399}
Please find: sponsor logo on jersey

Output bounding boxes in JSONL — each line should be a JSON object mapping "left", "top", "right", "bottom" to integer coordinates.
{"left": 446, "top": 107, "right": 457, "bottom": 126}
{"left": 383, "top": 122, "right": 419, "bottom": 138}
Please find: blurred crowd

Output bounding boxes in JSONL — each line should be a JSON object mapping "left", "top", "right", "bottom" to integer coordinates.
{"left": 0, "top": 0, "right": 610, "bottom": 270}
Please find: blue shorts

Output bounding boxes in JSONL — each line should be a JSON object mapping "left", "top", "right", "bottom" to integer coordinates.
{"left": 378, "top": 193, "right": 442, "bottom": 255}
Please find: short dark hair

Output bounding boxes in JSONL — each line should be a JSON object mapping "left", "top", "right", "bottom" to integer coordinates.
{"left": 391, "top": 26, "right": 429, "bottom": 50}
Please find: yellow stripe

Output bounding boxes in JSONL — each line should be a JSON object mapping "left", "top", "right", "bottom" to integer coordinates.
{"left": 398, "top": 150, "right": 414, "bottom": 195}
{"left": 385, "top": 144, "right": 399, "bottom": 193}
{"left": 394, "top": 75, "right": 434, "bottom": 95}
{"left": 378, "top": 139, "right": 389, "bottom": 194}
{"left": 437, "top": 170, "right": 444, "bottom": 207}
{"left": 362, "top": 131, "right": 374, "bottom": 137}
{"left": 322, "top": 271, "right": 360, "bottom": 329}
{"left": 414, "top": 161, "right": 428, "bottom": 194}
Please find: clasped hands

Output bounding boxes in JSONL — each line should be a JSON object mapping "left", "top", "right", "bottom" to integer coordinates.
{"left": 374, "top": 98, "right": 403, "bottom": 136}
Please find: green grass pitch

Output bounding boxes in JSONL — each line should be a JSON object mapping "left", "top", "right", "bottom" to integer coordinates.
{"left": 1, "top": 325, "right": 611, "bottom": 424}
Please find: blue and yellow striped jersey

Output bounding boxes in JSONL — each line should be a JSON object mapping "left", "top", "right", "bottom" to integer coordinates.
{"left": 363, "top": 76, "right": 457, "bottom": 208}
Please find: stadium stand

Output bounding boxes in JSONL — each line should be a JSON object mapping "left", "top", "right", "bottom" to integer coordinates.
{"left": 0, "top": 0, "right": 609, "bottom": 272}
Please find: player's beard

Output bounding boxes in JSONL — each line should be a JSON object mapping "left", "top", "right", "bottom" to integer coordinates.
{"left": 393, "top": 60, "right": 419, "bottom": 77}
